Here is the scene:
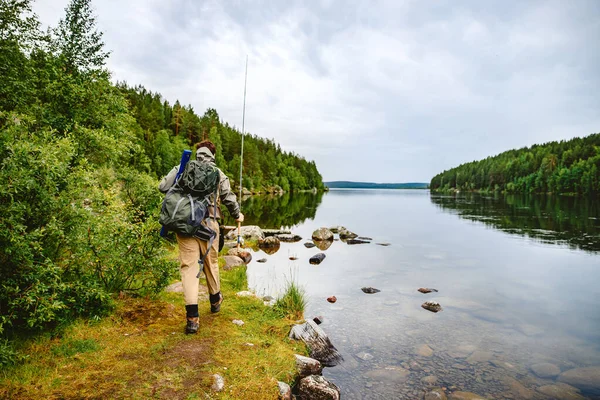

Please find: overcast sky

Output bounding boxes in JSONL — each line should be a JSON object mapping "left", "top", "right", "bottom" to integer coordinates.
{"left": 33, "top": 0, "right": 600, "bottom": 182}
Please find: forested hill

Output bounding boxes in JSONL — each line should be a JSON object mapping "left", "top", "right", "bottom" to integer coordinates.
{"left": 119, "top": 85, "right": 324, "bottom": 192}
{"left": 430, "top": 133, "right": 600, "bottom": 195}
{"left": 325, "top": 181, "right": 428, "bottom": 189}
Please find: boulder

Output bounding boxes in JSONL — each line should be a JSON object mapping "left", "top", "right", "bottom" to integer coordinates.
{"left": 314, "top": 239, "right": 333, "bottom": 251}
{"left": 425, "top": 388, "right": 448, "bottom": 400}
{"left": 558, "top": 366, "right": 600, "bottom": 395}
{"left": 304, "top": 242, "right": 316, "bottom": 248}
{"left": 537, "top": 383, "right": 586, "bottom": 400}
{"left": 329, "top": 226, "right": 345, "bottom": 233}
{"left": 312, "top": 228, "right": 334, "bottom": 241}
{"left": 338, "top": 227, "right": 358, "bottom": 239}
{"left": 297, "top": 375, "right": 340, "bottom": 400}
{"left": 222, "top": 255, "right": 244, "bottom": 270}
{"left": 277, "top": 381, "right": 292, "bottom": 400}
{"left": 277, "top": 233, "right": 302, "bottom": 242}
{"left": 295, "top": 354, "right": 323, "bottom": 377}
{"left": 289, "top": 320, "right": 343, "bottom": 367}
{"left": 225, "top": 225, "right": 264, "bottom": 241}
{"left": 227, "top": 248, "right": 252, "bottom": 264}
{"left": 310, "top": 253, "right": 326, "bottom": 265}
{"left": 258, "top": 236, "right": 280, "bottom": 248}
{"left": 361, "top": 287, "right": 381, "bottom": 294}
{"left": 531, "top": 362, "right": 561, "bottom": 378}
{"left": 422, "top": 301, "right": 442, "bottom": 313}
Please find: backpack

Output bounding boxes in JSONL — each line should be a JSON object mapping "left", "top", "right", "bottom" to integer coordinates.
{"left": 159, "top": 160, "right": 220, "bottom": 238}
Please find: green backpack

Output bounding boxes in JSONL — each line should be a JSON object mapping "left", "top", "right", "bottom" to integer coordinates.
{"left": 159, "top": 160, "right": 220, "bottom": 237}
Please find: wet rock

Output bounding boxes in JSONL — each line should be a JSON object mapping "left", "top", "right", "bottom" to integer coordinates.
{"left": 211, "top": 374, "right": 225, "bottom": 392}
{"left": 225, "top": 225, "right": 264, "bottom": 241}
{"left": 227, "top": 248, "right": 252, "bottom": 264}
{"left": 425, "top": 388, "right": 447, "bottom": 400}
{"left": 466, "top": 351, "right": 493, "bottom": 364}
{"left": 365, "top": 367, "right": 410, "bottom": 383}
{"left": 346, "top": 239, "right": 370, "bottom": 245}
{"left": 310, "top": 253, "right": 326, "bottom": 265}
{"left": 295, "top": 354, "right": 323, "bottom": 377}
{"left": 304, "top": 242, "right": 316, "bottom": 248}
{"left": 502, "top": 376, "right": 534, "bottom": 399}
{"left": 361, "top": 287, "right": 381, "bottom": 294}
{"left": 416, "top": 344, "right": 434, "bottom": 357}
{"left": 355, "top": 351, "right": 374, "bottom": 361}
{"left": 537, "top": 382, "right": 586, "bottom": 400}
{"left": 314, "top": 239, "right": 333, "bottom": 251}
{"left": 312, "top": 228, "right": 334, "bottom": 241}
{"left": 263, "top": 228, "right": 291, "bottom": 237}
{"left": 277, "top": 381, "right": 292, "bottom": 400}
{"left": 258, "top": 236, "right": 280, "bottom": 248}
{"left": 448, "top": 392, "right": 488, "bottom": 400}
{"left": 531, "top": 362, "right": 561, "bottom": 378}
{"left": 289, "top": 320, "right": 343, "bottom": 367}
{"left": 376, "top": 242, "right": 391, "bottom": 246}
{"left": 222, "top": 255, "right": 244, "bottom": 270}
{"left": 329, "top": 226, "right": 345, "bottom": 233}
{"left": 339, "top": 227, "right": 358, "bottom": 239}
{"left": 421, "top": 375, "right": 439, "bottom": 386}
{"left": 297, "top": 375, "right": 340, "bottom": 400}
{"left": 327, "top": 296, "right": 337, "bottom": 303}
{"left": 422, "top": 301, "right": 442, "bottom": 313}
{"left": 232, "top": 319, "right": 244, "bottom": 326}
{"left": 313, "top": 316, "right": 324, "bottom": 325}
{"left": 277, "top": 233, "right": 302, "bottom": 242}
{"left": 357, "top": 236, "right": 373, "bottom": 240}
{"left": 558, "top": 366, "right": 600, "bottom": 394}
{"left": 261, "top": 245, "right": 280, "bottom": 255}
{"left": 418, "top": 288, "right": 439, "bottom": 294}
{"left": 257, "top": 258, "right": 267, "bottom": 263}
{"left": 289, "top": 256, "right": 298, "bottom": 261}
{"left": 165, "top": 281, "right": 183, "bottom": 293}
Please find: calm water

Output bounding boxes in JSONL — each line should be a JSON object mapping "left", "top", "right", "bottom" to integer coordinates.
{"left": 237, "top": 190, "right": 600, "bottom": 399}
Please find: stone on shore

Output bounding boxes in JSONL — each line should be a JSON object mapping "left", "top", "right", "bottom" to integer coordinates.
{"left": 222, "top": 255, "right": 244, "bottom": 270}
{"left": 227, "top": 248, "right": 252, "bottom": 264}
{"left": 211, "top": 374, "right": 225, "bottom": 392}
{"left": 297, "top": 375, "right": 340, "bottom": 400}
{"left": 531, "top": 362, "right": 561, "bottom": 378}
{"left": 289, "top": 320, "right": 343, "bottom": 367}
{"left": 225, "top": 225, "right": 264, "bottom": 241}
{"left": 277, "top": 233, "right": 302, "bottom": 242}
{"left": 295, "top": 354, "right": 323, "bottom": 377}
{"left": 277, "top": 381, "right": 292, "bottom": 400}
{"left": 422, "top": 301, "right": 442, "bottom": 313}
{"left": 312, "top": 228, "right": 334, "bottom": 241}
{"left": 558, "top": 366, "right": 600, "bottom": 394}
{"left": 310, "top": 253, "right": 326, "bottom": 265}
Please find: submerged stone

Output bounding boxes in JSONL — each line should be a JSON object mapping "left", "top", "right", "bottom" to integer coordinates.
{"left": 422, "top": 301, "right": 442, "bottom": 313}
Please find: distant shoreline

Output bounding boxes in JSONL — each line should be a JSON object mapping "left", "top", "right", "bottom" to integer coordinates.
{"left": 325, "top": 181, "right": 429, "bottom": 190}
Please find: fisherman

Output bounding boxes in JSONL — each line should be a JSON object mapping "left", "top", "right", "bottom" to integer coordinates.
{"left": 159, "top": 140, "right": 244, "bottom": 334}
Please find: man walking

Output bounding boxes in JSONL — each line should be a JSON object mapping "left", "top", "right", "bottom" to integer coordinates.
{"left": 159, "top": 140, "right": 243, "bottom": 334}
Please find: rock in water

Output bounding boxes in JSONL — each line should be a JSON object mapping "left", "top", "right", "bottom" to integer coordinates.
{"left": 376, "top": 242, "right": 391, "bottom": 246}
{"left": 304, "top": 242, "right": 316, "bottom": 248}
{"left": 357, "top": 236, "right": 373, "bottom": 240}
{"left": 263, "top": 228, "right": 291, "bottom": 237}
{"left": 312, "top": 228, "right": 334, "bottom": 241}
{"left": 310, "top": 253, "right": 326, "bottom": 265}
{"left": 361, "top": 287, "right": 381, "bottom": 294}
{"left": 297, "top": 375, "right": 340, "bottom": 400}
{"left": 558, "top": 367, "right": 600, "bottom": 395}
{"left": 258, "top": 236, "right": 280, "bottom": 248}
{"left": 346, "top": 239, "right": 370, "bottom": 245}
{"left": 225, "top": 225, "right": 264, "bottom": 241}
{"left": 227, "top": 248, "right": 252, "bottom": 264}
{"left": 295, "top": 354, "right": 323, "bottom": 377}
{"left": 289, "top": 320, "right": 344, "bottom": 367}
{"left": 289, "top": 256, "right": 298, "bottom": 261}
{"left": 314, "top": 239, "right": 333, "bottom": 251}
{"left": 327, "top": 296, "right": 337, "bottom": 303}
{"left": 537, "top": 383, "right": 586, "bottom": 400}
{"left": 531, "top": 362, "right": 561, "bottom": 378}
{"left": 277, "top": 233, "right": 302, "bottom": 242}
{"left": 313, "top": 316, "right": 324, "bottom": 325}
{"left": 422, "top": 301, "right": 442, "bottom": 312}
{"left": 338, "top": 227, "right": 358, "bottom": 239}
{"left": 257, "top": 258, "right": 267, "bottom": 263}
{"left": 329, "top": 226, "right": 345, "bottom": 233}
{"left": 418, "top": 288, "right": 439, "bottom": 294}
{"left": 425, "top": 388, "right": 448, "bottom": 400}
{"left": 448, "top": 392, "right": 488, "bottom": 400}
{"left": 222, "top": 255, "right": 244, "bottom": 270}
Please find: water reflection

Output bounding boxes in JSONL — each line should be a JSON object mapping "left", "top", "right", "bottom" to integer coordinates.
{"left": 223, "top": 191, "right": 324, "bottom": 228}
{"left": 430, "top": 193, "right": 600, "bottom": 253}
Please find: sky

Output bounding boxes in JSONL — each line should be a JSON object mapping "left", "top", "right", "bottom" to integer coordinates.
{"left": 33, "top": 0, "right": 600, "bottom": 183}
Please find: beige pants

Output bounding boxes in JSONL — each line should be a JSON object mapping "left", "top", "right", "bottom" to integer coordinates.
{"left": 176, "top": 219, "right": 220, "bottom": 305}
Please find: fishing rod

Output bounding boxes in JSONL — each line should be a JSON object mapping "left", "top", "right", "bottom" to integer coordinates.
{"left": 237, "top": 56, "right": 248, "bottom": 249}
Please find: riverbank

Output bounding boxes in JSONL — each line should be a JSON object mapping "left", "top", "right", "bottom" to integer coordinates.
{"left": 0, "top": 260, "right": 305, "bottom": 399}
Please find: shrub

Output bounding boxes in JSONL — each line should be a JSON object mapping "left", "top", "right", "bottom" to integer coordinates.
{"left": 273, "top": 280, "right": 306, "bottom": 320}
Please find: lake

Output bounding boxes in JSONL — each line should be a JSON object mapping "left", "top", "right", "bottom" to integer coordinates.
{"left": 230, "top": 189, "right": 600, "bottom": 399}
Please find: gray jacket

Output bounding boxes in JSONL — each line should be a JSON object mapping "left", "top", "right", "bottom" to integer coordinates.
{"left": 158, "top": 147, "right": 240, "bottom": 220}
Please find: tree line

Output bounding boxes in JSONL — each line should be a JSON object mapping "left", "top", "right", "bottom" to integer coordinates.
{"left": 0, "top": 0, "right": 322, "bottom": 342}
{"left": 430, "top": 133, "right": 600, "bottom": 195}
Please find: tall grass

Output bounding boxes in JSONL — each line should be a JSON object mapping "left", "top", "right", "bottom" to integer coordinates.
{"left": 222, "top": 265, "right": 247, "bottom": 291}
{"left": 274, "top": 280, "right": 306, "bottom": 320}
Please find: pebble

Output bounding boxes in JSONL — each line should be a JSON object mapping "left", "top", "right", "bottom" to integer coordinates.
{"left": 232, "top": 319, "right": 244, "bottom": 326}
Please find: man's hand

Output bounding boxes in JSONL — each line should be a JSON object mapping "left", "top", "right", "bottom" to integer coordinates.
{"left": 236, "top": 213, "right": 244, "bottom": 223}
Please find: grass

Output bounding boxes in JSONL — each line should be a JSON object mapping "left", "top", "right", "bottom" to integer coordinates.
{"left": 0, "top": 259, "right": 306, "bottom": 399}
{"left": 274, "top": 280, "right": 307, "bottom": 320}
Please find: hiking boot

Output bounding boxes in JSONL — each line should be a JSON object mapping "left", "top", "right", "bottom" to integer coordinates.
{"left": 185, "top": 317, "right": 199, "bottom": 334}
{"left": 210, "top": 293, "right": 224, "bottom": 313}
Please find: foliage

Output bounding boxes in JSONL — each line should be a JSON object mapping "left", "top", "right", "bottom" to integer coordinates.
{"left": 0, "top": 339, "right": 26, "bottom": 367}
{"left": 430, "top": 133, "right": 600, "bottom": 195}
{"left": 274, "top": 280, "right": 307, "bottom": 320}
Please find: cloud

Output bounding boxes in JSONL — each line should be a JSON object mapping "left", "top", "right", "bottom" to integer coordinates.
{"left": 33, "top": 0, "right": 600, "bottom": 182}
